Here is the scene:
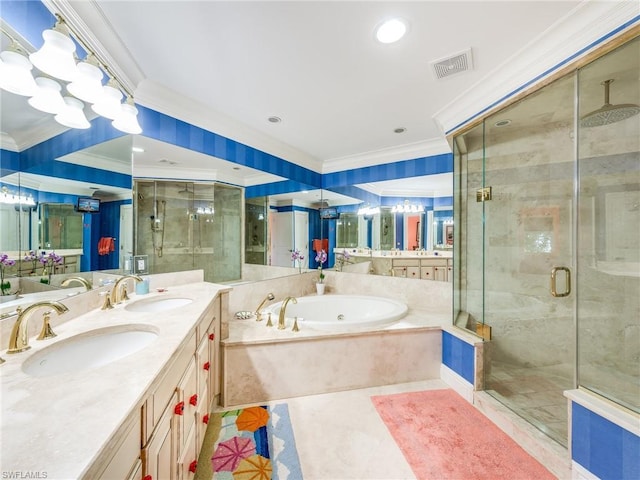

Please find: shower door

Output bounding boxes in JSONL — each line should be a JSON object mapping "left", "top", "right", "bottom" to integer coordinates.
{"left": 480, "top": 74, "right": 577, "bottom": 447}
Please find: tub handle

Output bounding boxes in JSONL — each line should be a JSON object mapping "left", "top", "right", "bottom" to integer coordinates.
{"left": 550, "top": 266, "right": 571, "bottom": 297}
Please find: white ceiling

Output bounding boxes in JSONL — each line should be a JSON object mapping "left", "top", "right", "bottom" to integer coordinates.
{"left": 4, "top": 0, "right": 621, "bottom": 203}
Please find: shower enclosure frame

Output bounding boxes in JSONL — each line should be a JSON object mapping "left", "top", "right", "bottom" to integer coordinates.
{"left": 451, "top": 34, "right": 639, "bottom": 448}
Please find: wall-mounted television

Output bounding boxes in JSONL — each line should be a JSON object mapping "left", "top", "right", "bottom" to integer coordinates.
{"left": 319, "top": 207, "right": 339, "bottom": 219}
{"left": 76, "top": 197, "right": 100, "bottom": 213}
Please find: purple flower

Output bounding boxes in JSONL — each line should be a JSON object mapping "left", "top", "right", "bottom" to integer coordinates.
{"left": 315, "top": 250, "right": 327, "bottom": 265}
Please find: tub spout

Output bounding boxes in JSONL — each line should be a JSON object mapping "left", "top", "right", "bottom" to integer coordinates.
{"left": 278, "top": 296, "right": 297, "bottom": 330}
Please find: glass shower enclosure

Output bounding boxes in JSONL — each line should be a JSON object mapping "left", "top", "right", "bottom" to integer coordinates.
{"left": 134, "top": 180, "right": 242, "bottom": 283}
{"left": 453, "top": 36, "right": 639, "bottom": 447}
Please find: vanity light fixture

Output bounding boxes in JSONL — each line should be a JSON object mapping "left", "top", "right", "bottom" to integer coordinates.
{"left": 55, "top": 96, "right": 90, "bottom": 129}
{"left": 28, "top": 19, "right": 79, "bottom": 82}
{"left": 375, "top": 18, "right": 408, "bottom": 44}
{"left": 112, "top": 96, "right": 142, "bottom": 134}
{"left": 28, "top": 77, "right": 66, "bottom": 114}
{"left": 357, "top": 206, "right": 380, "bottom": 216}
{"left": 0, "top": 42, "right": 38, "bottom": 96}
{"left": 391, "top": 201, "right": 424, "bottom": 213}
{"left": 0, "top": 187, "right": 36, "bottom": 206}
{"left": 0, "top": 15, "right": 142, "bottom": 134}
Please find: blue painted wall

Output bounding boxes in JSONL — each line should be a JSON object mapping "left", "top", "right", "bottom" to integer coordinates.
{"left": 442, "top": 330, "right": 475, "bottom": 385}
{"left": 572, "top": 402, "right": 640, "bottom": 480}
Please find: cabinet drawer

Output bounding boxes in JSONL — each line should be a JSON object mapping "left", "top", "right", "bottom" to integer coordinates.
{"left": 406, "top": 266, "right": 420, "bottom": 278}
{"left": 421, "top": 258, "right": 448, "bottom": 267}
{"left": 196, "top": 384, "right": 209, "bottom": 448}
{"left": 420, "top": 267, "right": 434, "bottom": 280}
{"left": 393, "top": 259, "right": 420, "bottom": 267}
{"left": 196, "top": 335, "right": 210, "bottom": 398}
{"left": 146, "top": 332, "right": 196, "bottom": 440}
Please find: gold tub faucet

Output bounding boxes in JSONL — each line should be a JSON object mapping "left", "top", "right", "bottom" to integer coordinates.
{"left": 255, "top": 292, "right": 275, "bottom": 319}
{"left": 110, "top": 275, "right": 143, "bottom": 305}
{"left": 61, "top": 276, "right": 93, "bottom": 291}
{"left": 7, "top": 301, "right": 69, "bottom": 354}
{"left": 278, "top": 296, "right": 297, "bottom": 330}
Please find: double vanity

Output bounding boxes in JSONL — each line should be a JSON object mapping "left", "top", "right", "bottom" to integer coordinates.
{"left": 338, "top": 249, "right": 453, "bottom": 281}
{"left": 0, "top": 277, "right": 229, "bottom": 479}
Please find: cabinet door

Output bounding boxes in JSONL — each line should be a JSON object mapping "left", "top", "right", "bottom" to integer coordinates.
{"left": 406, "top": 266, "right": 420, "bottom": 279}
{"left": 433, "top": 266, "right": 447, "bottom": 282}
{"left": 177, "top": 422, "right": 198, "bottom": 480}
{"left": 420, "top": 266, "right": 434, "bottom": 280}
{"left": 196, "top": 384, "right": 209, "bottom": 448}
{"left": 177, "top": 357, "right": 198, "bottom": 455}
{"left": 144, "top": 392, "right": 177, "bottom": 480}
{"left": 196, "top": 336, "right": 210, "bottom": 401}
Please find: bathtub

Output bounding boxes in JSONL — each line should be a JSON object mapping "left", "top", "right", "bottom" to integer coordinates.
{"left": 264, "top": 294, "right": 408, "bottom": 330}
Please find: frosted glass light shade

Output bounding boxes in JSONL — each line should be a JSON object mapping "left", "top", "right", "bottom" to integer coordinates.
{"left": 67, "top": 61, "right": 104, "bottom": 103}
{"left": 91, "top": 82, "right": 123, "bottom": 120}
{"left": 0, "top": 50, "right": 38, "bottom": 96}
{"left": 55, "top": 96, "right": 90, "bottom": 129}
{"left": 112, "top": 101, "right": 142, "bottom": 134}
{"left": 29, "top": 29, "right": 79, "bottom": 82}
{"left": 28, "top": 77, "right": 65, "bottom": 114}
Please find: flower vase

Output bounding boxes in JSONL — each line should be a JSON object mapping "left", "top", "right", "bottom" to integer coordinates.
{"left": 316, "top": 283, "right": 325, "bottom": 295}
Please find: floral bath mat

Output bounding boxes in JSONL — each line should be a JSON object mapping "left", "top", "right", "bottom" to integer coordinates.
{"left": 210, "top": 404, "right": 302, "bottom": 480}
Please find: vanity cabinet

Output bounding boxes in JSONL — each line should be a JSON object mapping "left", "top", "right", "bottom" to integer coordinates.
{"left": 390, "top": 257, "right": 452, "bottom": 281}
{"left": 89, "top": 292, "right": 224, "bottom": 480}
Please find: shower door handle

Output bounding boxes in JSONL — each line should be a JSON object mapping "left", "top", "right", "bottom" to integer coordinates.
{"left": 550, "top": 266, "right": 571, "bottom": 297}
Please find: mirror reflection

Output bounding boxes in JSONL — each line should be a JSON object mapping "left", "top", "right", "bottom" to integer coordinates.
{"left": 2, "top": 125, "right": 454, "bottom": 311}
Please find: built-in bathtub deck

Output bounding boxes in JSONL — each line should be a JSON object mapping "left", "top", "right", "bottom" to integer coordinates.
{"left": 221, "top": 308, "right": 447, "bottom": 407}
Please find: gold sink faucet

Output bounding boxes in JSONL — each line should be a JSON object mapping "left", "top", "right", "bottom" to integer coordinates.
{"left": 278, "top": 296, "right": 297, "bottom": 330}
{"left": 61, "top": 276, "right": 93, "bottom": 291}
{"left": 110, "top": 275, "right": 143, "bottom": 305}
{"left": 7, "top": 301, "right": 69, "bottom": 354}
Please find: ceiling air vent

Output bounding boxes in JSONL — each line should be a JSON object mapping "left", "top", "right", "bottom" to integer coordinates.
{"left": 430, "top": 48, "right": 473, "bottom": 80}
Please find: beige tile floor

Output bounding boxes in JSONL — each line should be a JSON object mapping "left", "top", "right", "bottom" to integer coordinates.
{"left": 197, "top": 379, "right": 564, "bottom": 480}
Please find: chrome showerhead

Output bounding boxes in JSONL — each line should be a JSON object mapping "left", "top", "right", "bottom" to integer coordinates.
{"left": 580, "top": 79, "right": 640, "bottom": 128}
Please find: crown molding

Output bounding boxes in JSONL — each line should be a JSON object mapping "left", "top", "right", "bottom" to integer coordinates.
{"left": 45, "top": 0, "right": 145, "bottom": 95}
{"left": 322, "top": 138, "right": 451, "bottom": 174}
{"left": 0, "top": 133, "right": 19, "bottom": 152}
{"left": 432, "top": 0, "right": 640, "bottom": 136}
{"left": 55, "top": 151, "right": 131, "bottom": 175}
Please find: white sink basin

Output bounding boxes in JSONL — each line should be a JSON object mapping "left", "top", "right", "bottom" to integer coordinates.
{"left": 125, "top": 296, "right": 193, "bottom": 313}
{"left": 22, "top": 325, "right": 159, "bottom": 377}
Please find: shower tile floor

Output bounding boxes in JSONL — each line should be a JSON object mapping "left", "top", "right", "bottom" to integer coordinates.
{"left": 485, "top": 362, "right": 571, "bottom": 446}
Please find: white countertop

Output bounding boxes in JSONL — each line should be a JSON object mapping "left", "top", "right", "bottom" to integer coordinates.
{"left": 334, "top": 248, "right": 453, "bottom": 259}
{"left": 0, "top": 281, "right": 228, "bottom": 479}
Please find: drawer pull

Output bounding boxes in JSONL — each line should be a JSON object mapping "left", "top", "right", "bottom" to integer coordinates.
{"left": 203, "top": 413, "right": 209, "bottom": 424}
{"left": 174, "top": 401, "right": 185, "bottom": 415}
{"left": 189, "top": 394, "right": 198, "bottom": 406}
{"left": 208, "top": 333, "right": 215, "bottom": 341}
{"left": 203, "top": 361, "right": 210, "bottom": 371}
{"left": 189, "top": 460, "right": 197, "bottom": 473}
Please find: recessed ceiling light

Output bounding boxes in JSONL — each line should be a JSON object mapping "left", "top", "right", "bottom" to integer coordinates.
{"left": 132, "top": 146, "right": 144, "bottom": 153}
{"left": 267, "top": 116, "right": 282, "bottom": 123}
{"left": 494, "top": 119, "right": 512, "bottom": 127}
{"left": 394, "top": 127, "right": 407, "bottom": 134}
{"left": 233, "top": 167, "right": 240, "bottom": 170}
{"left": 375, "top": 18, "right": 408, "bottom": 44}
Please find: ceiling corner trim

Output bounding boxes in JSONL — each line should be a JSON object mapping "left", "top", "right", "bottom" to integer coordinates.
{"left": 433, "top": 0, "right": 640, "bottom": 136}
{"left": 45, "top": 0, "right": 146, "bottom": 94}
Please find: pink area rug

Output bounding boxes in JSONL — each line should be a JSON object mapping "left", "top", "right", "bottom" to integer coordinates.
{"left": 372, "top": 389, "right": 556, "bottom": 480}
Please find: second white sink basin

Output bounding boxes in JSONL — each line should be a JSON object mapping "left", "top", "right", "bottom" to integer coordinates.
{"left": 22, "top": 324, "right": 159, "bottom": 377}
{"left": 125, "top": 297, "right": 193, "bottom": 313}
